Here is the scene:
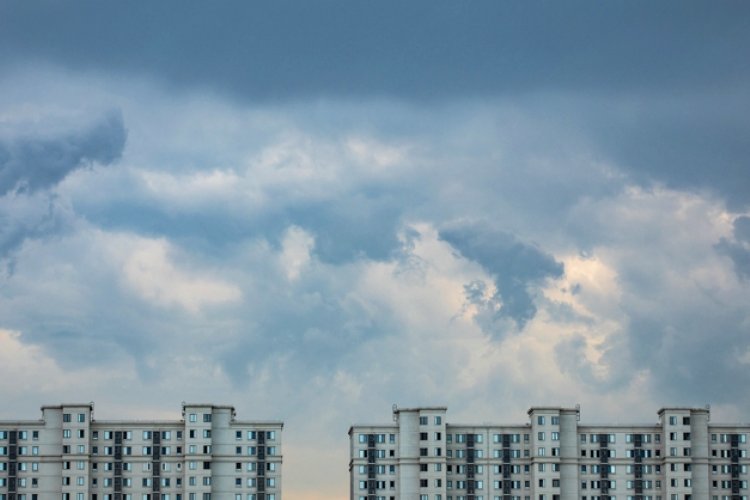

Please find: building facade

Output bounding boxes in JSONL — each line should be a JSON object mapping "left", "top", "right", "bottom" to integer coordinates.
{"left": 0, "top": 403, "right": 282, "bottom": 500}
{"left": 349, "top": 405, "right": 750, "bottom": 500}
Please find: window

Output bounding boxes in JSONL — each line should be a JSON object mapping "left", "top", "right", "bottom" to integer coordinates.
{"left": 537, "top": 416, "right": 545, "bottom": 425}
{"left": 551, "top": 432, "right": 559, "bottom": 441}
{"left": 420, "top": 416, "right": 428, "bottom": 425}
{"left": 77, "top": 413, "right": 86, "bottom": 423}
{"left": 551, "top": 416, "right": 559, "bottom": 425}
{"left": 538, "top": 432, "right": 545, "bottom": 441}
{"left": 63, "top": 413, "right": 72, "bottom": 423}
{"left": 203, "top": 414, "right": 212, "bottom": 423}
{"left": 435, "top": 416, "right": 442, "bottom": 425}
{"left": 668, "top": 416, "right": 677, "bottom": 425}
{"left": 189, "top": 414, "right": 197, "bottom": 423}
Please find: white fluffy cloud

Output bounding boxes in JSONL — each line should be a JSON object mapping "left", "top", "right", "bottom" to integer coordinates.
{"left": 118, "top": 236, "right": 242, "bottom": 312}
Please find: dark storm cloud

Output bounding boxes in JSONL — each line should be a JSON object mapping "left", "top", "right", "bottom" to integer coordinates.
{"left": 0, "top": 1, "right": 747, "bottom": 100}
{"left": 3, "top": 1, "right": 750, "bottom": 208}
{"left": 439, "top": 224, "right": 564, "bottom": 330}
{"left": 0, "top": 111, "right": 126, "bottom": 195}
{"left": 581, "top": 91, "right": 750, "bottom": 209}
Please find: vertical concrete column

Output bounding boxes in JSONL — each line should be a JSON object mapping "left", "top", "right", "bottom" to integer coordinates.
{"left": 211, "top": 407, "right": 233, "bottom": 494}
{"left": 397, "top": 409, "right": 420, "bottom": 499}
{"left": 559, "top": 408, "right": 580, "bottom": 500}
{"left": 690, "top": 408, "right": 710, "bottom": 499}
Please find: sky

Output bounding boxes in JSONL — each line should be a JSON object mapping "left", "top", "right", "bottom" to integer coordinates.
{"left": 1, "top": 1, "right": 749, "bottom": 498}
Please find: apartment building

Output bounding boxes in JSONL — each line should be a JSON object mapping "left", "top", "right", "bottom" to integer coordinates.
{"left": 0, "top": 403, "right": 282, "bottom": 500}
{"left": 349, "top": 405, "right": 750, "bottom": 500}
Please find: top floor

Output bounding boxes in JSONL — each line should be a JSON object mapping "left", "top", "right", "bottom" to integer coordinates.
{"left": 0, "top": 402, "right": 283, "bottom": 445}
{"left": 350, "top": 404, "right": 747, "bottom": 440}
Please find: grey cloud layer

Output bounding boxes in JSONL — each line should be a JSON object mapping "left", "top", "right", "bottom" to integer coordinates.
{"left": 2, "top": 1, "right": 747, "bottom": 99}
{"left": 0, "top": 111, "right": 125, "bottom": 195}
{"left": 3, "top": 2, "right": 748, "bottom": 210}
{"left": 0, "top": 111, "right": 126, "bottom": 262}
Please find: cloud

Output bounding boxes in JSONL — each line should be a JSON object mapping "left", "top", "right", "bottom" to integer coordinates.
{"left": 0, "top": 110, "right": 126, "bottom": 195}
{"left": 279, "top": 226, "right": 315, "bottom": 281}
{"left": 1, "top": 1, "right": 747, "bottom": 101}
{"left": 439, "top": 224, "right": 564, "bottom": 331}
{"left": 0, "top": 110, "right": 126, "bottom": 269}
{"left": 0, "top": 328, "right": 136, "bottom": 398}
{"left": 0, "top": 191, "right": 72, "bottom": 264}
{"left": 118, "top": 236, "right": 242, "bottom": 313}
{"left": 557, "top": 188, "right": 750, "bottom": 403}
{"left": 735, "top": 216, "right": 750, "bottom": 242}
{"left": 0, "top": 61, "right": 748, "bottom": 500}
{"left": 716, "top": 215, "right": 750, "bottom": 281}
{"left": 579, "top": 89, "right": 750, "bottom": 209}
